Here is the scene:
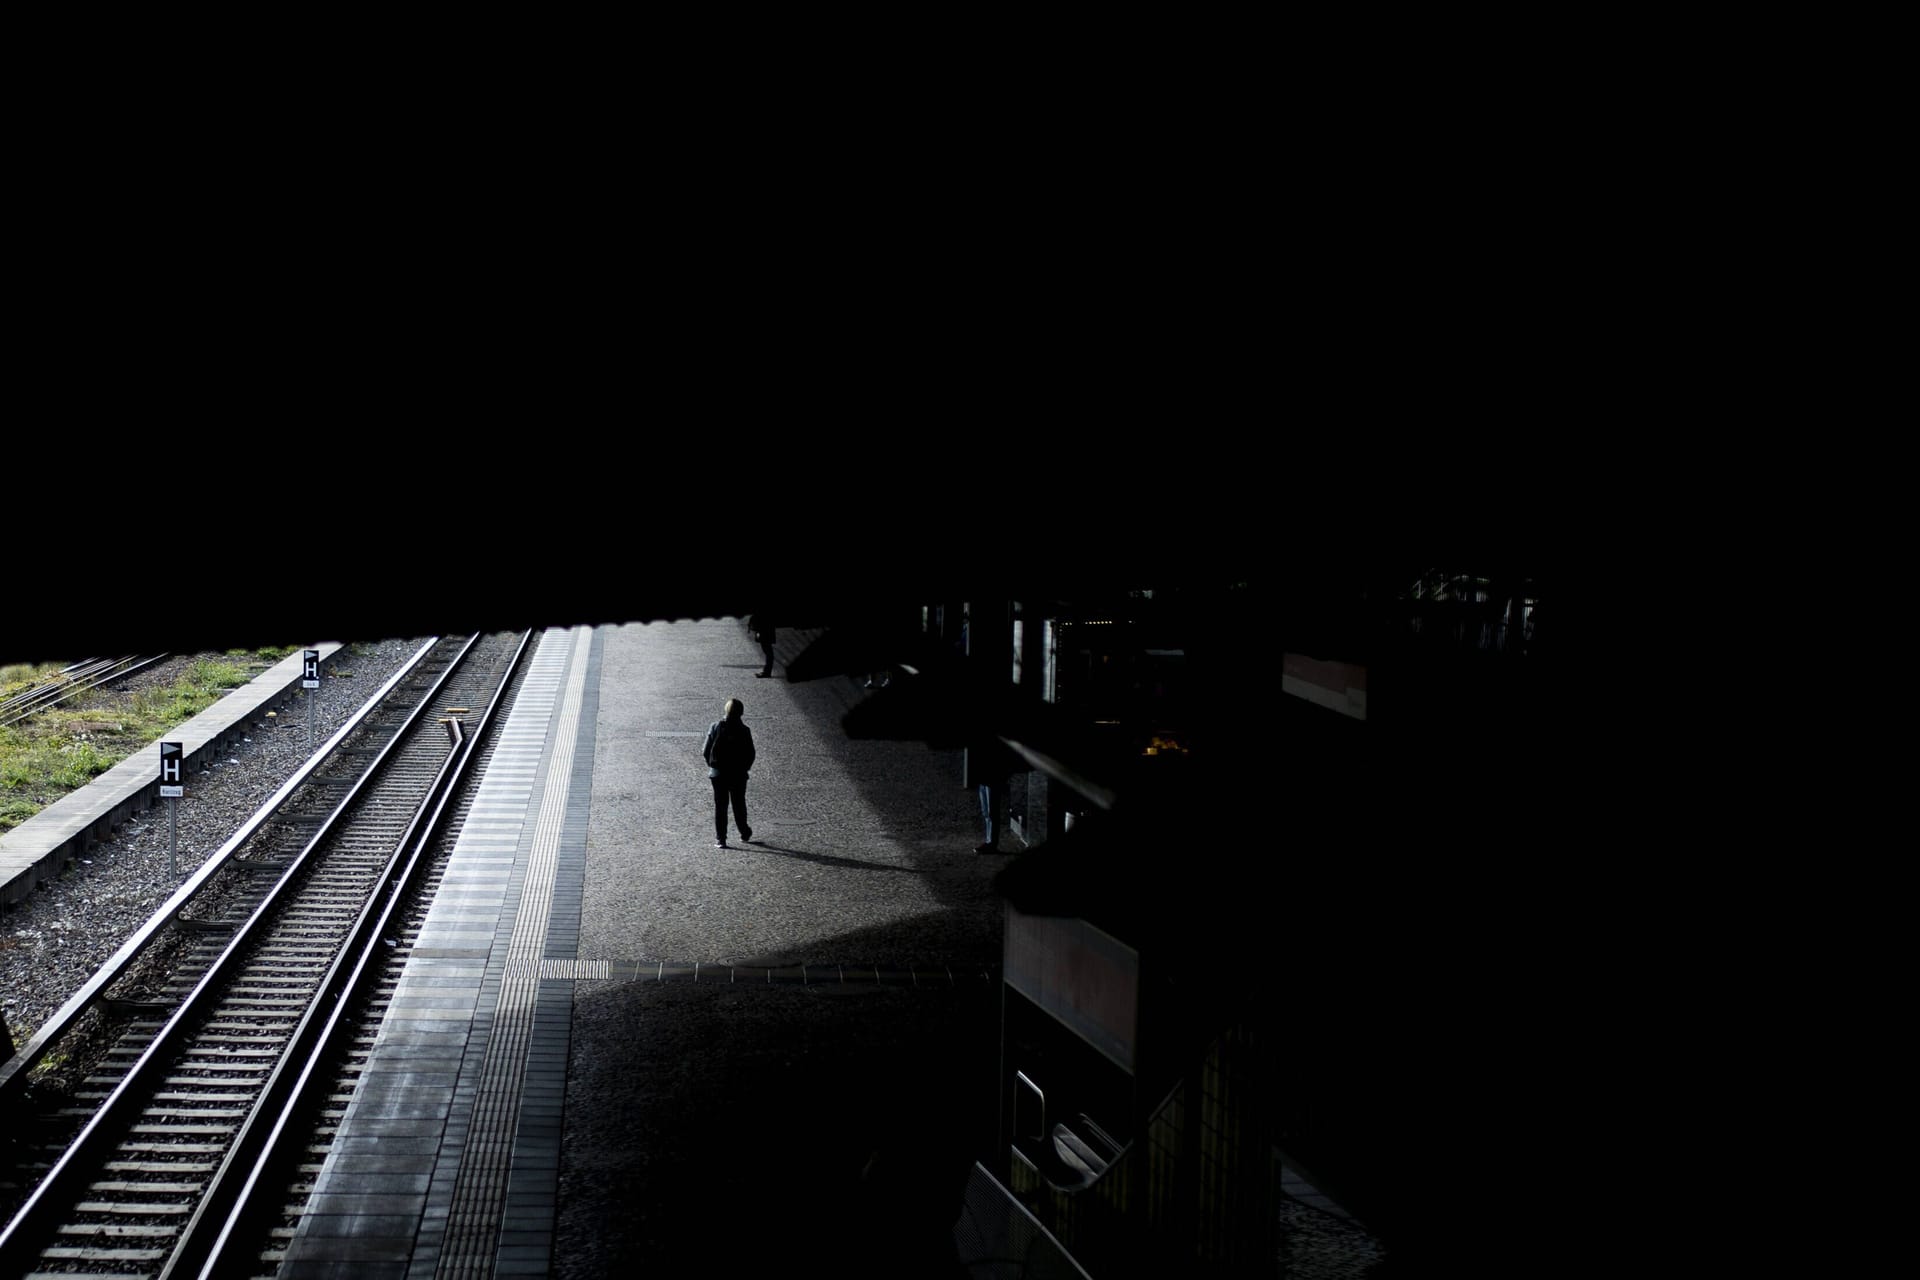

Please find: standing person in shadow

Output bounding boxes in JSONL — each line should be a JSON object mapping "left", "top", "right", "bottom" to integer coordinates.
{"left": 703, "top": 697, "right": 756, "bottom": 848}
{"left": 750, "top": 612, "right": 776, "bottom": 679}
{"left": 970, "top": 734, "right": 1013, "bottom": 855}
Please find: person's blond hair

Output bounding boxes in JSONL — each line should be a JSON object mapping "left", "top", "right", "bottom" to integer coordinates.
{"left": 723, "top": 698, "right": 744, "bottom": 720}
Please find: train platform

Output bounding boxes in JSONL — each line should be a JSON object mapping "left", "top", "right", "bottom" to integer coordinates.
{"left": 271, "top": 620, "right": 1008, "bottom": 1277}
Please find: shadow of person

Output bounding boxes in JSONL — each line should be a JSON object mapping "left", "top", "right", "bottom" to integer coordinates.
{"left": 739, "top": 842, "right": 918, "bottom": 873}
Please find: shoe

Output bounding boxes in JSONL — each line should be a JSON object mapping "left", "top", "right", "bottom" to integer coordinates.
{"left": 863, "top": 679, "right": 875, "bottom": 688}
{"left": 715, "top": 839, "right": 728, "bottom": 849}
{"left": 756, "top": 671, "right": 771, "bottom": 678}
{"left": 974, "top": 843, "right": 996, "bottom": 855}
{"left": 740, "top": 826, "right": 753, "bottom": 842}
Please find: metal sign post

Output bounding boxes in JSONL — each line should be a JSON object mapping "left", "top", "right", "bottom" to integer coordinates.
{"left": 303, "top": 650, "right": 320, "bottom": 747}
{"left": 159, "top": 741, "right": 184, "bottom": 879}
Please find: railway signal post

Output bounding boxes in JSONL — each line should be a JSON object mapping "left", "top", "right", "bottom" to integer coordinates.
{"left": 303, "top": 650, "right": 320, "bottom": 746}
{"left": 159, "top": 740, "right": 183, "bottom": 879}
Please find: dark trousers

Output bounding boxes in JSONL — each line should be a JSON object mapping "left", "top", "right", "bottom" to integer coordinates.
{"left": 711, "top": 773, "right": 749, "bottom": 840}
{"left": 758, "top": 638, "right": 775, "bottom": 676}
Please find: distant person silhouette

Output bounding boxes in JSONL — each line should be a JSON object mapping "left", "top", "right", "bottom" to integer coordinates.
{"left": 702, "top": 698, "right": 757, "bottom": 848}
{"left": 750, "top": 613, "right": 776, "bottom": 679}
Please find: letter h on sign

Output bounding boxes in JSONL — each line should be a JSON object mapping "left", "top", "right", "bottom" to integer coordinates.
{"left": 159, "top": 741, "right": 184, "bottom": 797}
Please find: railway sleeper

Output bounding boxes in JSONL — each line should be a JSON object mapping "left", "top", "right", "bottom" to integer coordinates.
{"left": 69, "top": 1205, "right": 192, "bottom": 1220}
{"left": 119, "top": 1142, "right": 227, "bottom": 1154}
{"left": 189, "top": 1043, "right": 293, "bottom": 1059}
{"left": 51, "top": 1224, "right": 179, "bottom": 1239}
{"left": 37, "top": 1242, "right": 171, "bottom": 1261}
{"left": 105, "top": 1158, "right": 217, "bottom": 1171}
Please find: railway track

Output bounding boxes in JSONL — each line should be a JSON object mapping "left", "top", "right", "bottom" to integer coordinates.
{"left": 0, "top": 630, "right": 533, "bottom": 1278}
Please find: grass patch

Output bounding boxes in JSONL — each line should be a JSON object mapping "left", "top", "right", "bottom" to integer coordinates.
{"left": 0, "top": 651, "right": 283, "bottom": 831}
{"left": 234, "top": 645, "right": 296, "bottom": 662}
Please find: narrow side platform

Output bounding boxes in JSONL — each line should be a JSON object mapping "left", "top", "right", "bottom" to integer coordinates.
{"left": 0, "top": 644, "right": 345, "bottom": 905}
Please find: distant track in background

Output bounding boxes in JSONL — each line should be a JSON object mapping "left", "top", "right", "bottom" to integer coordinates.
{"left": 0, "top": 656, "right": 172, "bottom": 729}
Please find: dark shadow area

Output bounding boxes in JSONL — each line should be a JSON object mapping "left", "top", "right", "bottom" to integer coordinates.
{"left": 559, "top": 978, "right": 998, "bottom": 1279}
{"left": 977, "top": 644, "right": 1575, "bottom": 1274}
{"left": 690, "top": 569, "right": 1569, "bottom": 1274}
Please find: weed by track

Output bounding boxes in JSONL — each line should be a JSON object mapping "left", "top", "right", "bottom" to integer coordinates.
{"left": 0, "top": 649, "right": 297, "bottom": 832}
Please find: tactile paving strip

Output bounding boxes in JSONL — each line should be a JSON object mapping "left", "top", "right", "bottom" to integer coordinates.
{"left": 276, "top": 629, "right": 590, "bottom": 1280}
{"left": 434, "top": 627, "right": 594, "bottom": 1278}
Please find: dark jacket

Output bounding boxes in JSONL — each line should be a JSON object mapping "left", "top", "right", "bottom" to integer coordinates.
{"left": 703, "top": 717, "right": 756, "bottom": 779}
{"left": 966, "top": 734, "right": 1016, "bottom": 790}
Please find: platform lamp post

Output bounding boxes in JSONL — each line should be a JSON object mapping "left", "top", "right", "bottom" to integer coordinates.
{"left": 159, "top": 740, "right": 184, "bottom": 880}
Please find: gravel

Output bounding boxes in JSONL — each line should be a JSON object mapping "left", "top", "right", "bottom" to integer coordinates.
{"left": 0, "top": 638, "right": 428, "bottom": 1059}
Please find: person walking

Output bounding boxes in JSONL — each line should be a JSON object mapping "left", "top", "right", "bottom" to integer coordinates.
{"left": 702, "top": 697, "right": 757, "bottom": 848}
{"left": 750, "top": 613, "right": 776, "bottom": 679}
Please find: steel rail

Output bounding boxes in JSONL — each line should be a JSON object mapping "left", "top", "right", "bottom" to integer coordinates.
{"left": 162, "top": 717, "right": 468, "bottom": 1279}
{"left": 0, "top": 638, "right": 442, "bottom": 1104}
{"left": 0, "top": 636, "right": 477, "bottom": 1271}
{"left": 183, "top": 628, "right": 534, "bottom": 1279}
